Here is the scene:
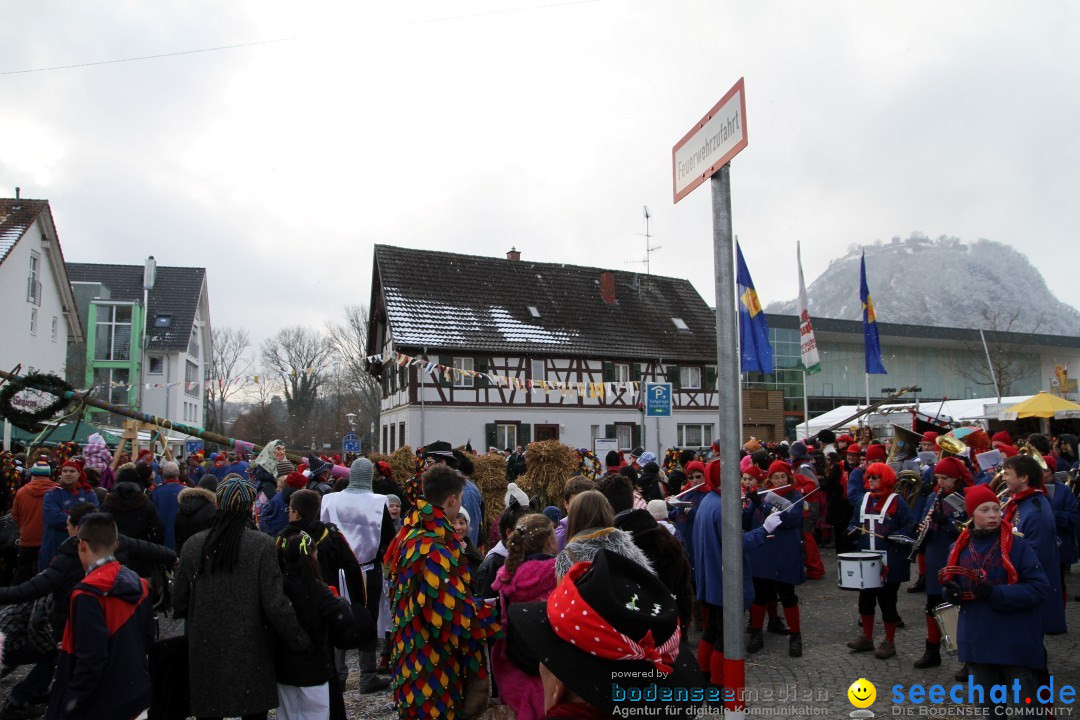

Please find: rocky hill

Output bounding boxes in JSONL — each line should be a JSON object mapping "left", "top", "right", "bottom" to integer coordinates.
{"left": 765, "top": 234, "right": 1080, "bottom": 335}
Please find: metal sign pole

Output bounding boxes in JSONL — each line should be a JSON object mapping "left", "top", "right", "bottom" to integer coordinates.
{"left": 711, "top": 164, "right": 745, "bottom": 718}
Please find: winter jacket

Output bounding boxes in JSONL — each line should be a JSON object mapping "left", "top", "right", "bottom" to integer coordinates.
{"left": 462, "top": 535, "right": 483, "bottom": 586}
{"left": 554, "top": 516, "right": 570, "bottom": 551}
{"left": 0, "top": 534, "right": 176, "bottom": 643}
{"left": 276, "top": 574, "right": 354, "bottom": 687}
{"left": 492, "top": 556, "right": 557, "bottom": 720}
{"left": 46, "top": 561, "right": 154, "bottom": 720}
{"left": 258, "top": 488, "right": 293, "bottom": 536}
{"left": 848, "top": 492, "right": 915, "bottom": 583}
{"left": 693, "top": 491, "right": 767, "bottom": 608}
{"left": 280, "top": 519, "right": 366, "bottom": 605}
{"left": 920, "top": 490, "right": 966, "bottom": 596}
{"left": 101, "top": 483, "right": 165, "bottom": 576}
{"left": 955, "top": 532, "right": 1049, "bottom": 668}
{"left": 174, "top": 487, "right": 217, "bottom": 554}
{"left": 150, "top": 481, "right": 187, "bottom": 549}
{"left": 637, "top": 470, "right": 664, "bottom": 503}
{"left": 1046, "top": 479, "right": 1080, "bottom": 566}
{"left": 555, "top": 527, "right": 654, "bottom": 579}
{"left": 40, "top": 485, "right": 99, "bottom": 570}
{"left": 670, "top": 488, "right": 708, "bottom": 576}
{"left": 1010, "top": 492, "right": 1066, "bottom": 634}
{"left": 475, "top": 542, "right": 509, "bottom": 599}
{"left": 462, "top": 479, "right": 485, "bottom": 546}
{"left": 742, "top": 488, "right": 805, "bottom": 587}
{"left": 613, "top": 509, "right": 694, "bottom": 626}
{"left": 172, "top": 528, "right": 310, "bottom": 718}
{"left": 10, "top": 476, "right": 56, "bottom": 547}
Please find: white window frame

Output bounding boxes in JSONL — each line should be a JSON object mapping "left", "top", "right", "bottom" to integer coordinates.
{"left": 185, "top": 359, "right": 199, "bottom": 397}
{"left": 677, "top": 423, "right": 714, "bottom": 447}
{"left": 496, "top": 423, "right": 517, "bottom": 450}
{"left": 614, "top": 363, "right": 631, "bottom": 382}
{"left": 50, "top": 316, "right": 58, "bottom": 341}
{"left": 29, "top": 308, "right": 38, "bottom": 335}
{"left": 532, "top": 359, "right": 545, "bottom": 381}
{"left": 94, "top": 303, "right": 134, "bottom": 361}
{"left": 93, "top": 367, "right": 130, "bottom": 406}
{"left": 453, "top": 357, "right": 475, "bottom": 387}
{"left": 680, "top": 366, "right": 702, "bottom": 390}
{"left": 27, "top": 252, "right": 41, "bottom": 305}
{"left": 616, "top": 425, "right": 633, "bottom": 450}
{"left": 148, "top": 356, "right": 164, "bottom": 375}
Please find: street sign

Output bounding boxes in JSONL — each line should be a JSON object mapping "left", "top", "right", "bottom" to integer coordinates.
{"left": 672, "top": 77, "right": 748, "bottom": 203}
{"left": 594, "top": 438, "right": 619, "bottom": 459}
{"left": 184, "top": 438, "right": 203, "bottom": 456}
{"left": 645, "top": 382, "right": 672, "bottom": 417}
{"left": 342, "top": 432, "right": 361, "bottom": 454}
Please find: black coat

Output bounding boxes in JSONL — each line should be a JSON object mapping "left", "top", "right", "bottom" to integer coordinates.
{"left": 174, "top": 487, "right": 217, "bottom": 555}
{"left": 614, "top": 509, "right": 693, "bottom": 627}
{"left": 637, "top": 471, "right": 664, "bottom": 502}
{"left": 0, "top": 534, "right": 176, "bottom": 642}
{"left": 102, "top": 483, "right": 165, "bottom": 576}
{"left": 280, "top": 520, "right": 366, "bottom": 605}
{"left": 277, "top": 574, "right": 354, "bottom": 687}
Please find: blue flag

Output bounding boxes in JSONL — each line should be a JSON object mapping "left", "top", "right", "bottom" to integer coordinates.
{"left": 860, "top": 252, "right": 887, "bottom": 374}
{"left": 736, "top": 243, "right": 773, "bottom": 374}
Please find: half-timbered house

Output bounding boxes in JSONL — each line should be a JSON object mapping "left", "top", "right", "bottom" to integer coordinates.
{"left": 366, "top": 245, "right": 784, "bottom": 454}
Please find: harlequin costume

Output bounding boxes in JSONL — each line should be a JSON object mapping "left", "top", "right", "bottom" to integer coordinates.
{"left": 384, "top": 499, "right": 498, "bottom": 719}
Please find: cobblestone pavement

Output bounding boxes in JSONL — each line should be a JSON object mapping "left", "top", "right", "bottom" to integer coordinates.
{"left": 4, "top": 549, "right": 1076, "bottom": 719}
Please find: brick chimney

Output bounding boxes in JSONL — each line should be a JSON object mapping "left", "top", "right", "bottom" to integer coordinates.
{"left": 599, "top": 271, "right": 617, "bottom": 305}
{"left": 506, "top": 247, "right": 521, "bottom": 262}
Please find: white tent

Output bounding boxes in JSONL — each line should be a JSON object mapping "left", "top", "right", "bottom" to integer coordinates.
{"left": 795, "top": 396, "right": 1030, "bottom": 439}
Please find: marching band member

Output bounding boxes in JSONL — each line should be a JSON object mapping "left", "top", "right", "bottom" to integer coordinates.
{"left": 907, "top": 431, "right": 941, "bottom": 595}
{"left": 1001, "top": 455, "right": 1066, "bottom": 635}
{"left": 845, "top": 462, "right": 914, "bottom": 659}
{"left": 744, "top": 461, "right": 806, "bottom": 658}
{"left": 912, "top": 456, "right": 970, "bottom": 669}
{"left": 1028, "top": 434, "right": 1080, "bottom": 608}
{"left": 940, "top": 484, "right": 1049, "bottom": 712}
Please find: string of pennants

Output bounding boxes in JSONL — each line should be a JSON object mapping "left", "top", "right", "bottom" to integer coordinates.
{"left": 89, "top": 351, "right": 647, "bottom": 400}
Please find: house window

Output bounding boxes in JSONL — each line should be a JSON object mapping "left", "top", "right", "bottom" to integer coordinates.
{"left": 496, "top": 423, "right": 517, "bottom": 450}
{"left": 382, "top": 425, "right": 390, "bottom": 452}
{"left": 50, "top": 316, "right": 58, "bottom": 341}
{"left": 680, "top": 367, "right": 702, "bottom": 389}
{"left": 188, "top": 331, "right": 200, "bottom": 359}
{"left": 153, "top": 315, "right": 172, "bottom": 328}
{"left": 148, "top": 356, "right": 164, "bottom": 375}
{"left": 453, "top": 357, "right": 474, "bottom": 387}
{"left": 672, "top": 318, "right": 689, "bottom": 331}
{"left": 185, "top": 360, "right": 199, "bottom": 397}
{"left": 27, "top": 252, "right": 41, "bottom": 305}
{"left": 93, "top": 367, "right": 130, "bottom": 406}
{"left": 528, "top": 306, "right": 541, "bottom": 318}
{"left": 532, "top": 359, "right": 545, "bottom": 381}
{"left": 591, "top": 425, "right": 600, "bottom": 442}
{"left": 398, "top": 422, "right": 405, "bottom": 448}
{"left": 29, "top": 308, "right": 38, "bottom": 335}
{"left": 678, "top": 423, "right": 714, "bottom": 448}
{"left": 614, "top": 363, "right": 631, "bottom": 382}
{"left": 94, "top": 304, "right": 133, "bottom": 361}
{"left": 616, "top": 425, "right": 633, "bottom": 450}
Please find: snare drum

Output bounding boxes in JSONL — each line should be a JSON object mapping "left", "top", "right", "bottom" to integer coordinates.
{"left": 837, "top": 552, "right": 883, "bottom": 590}
{"left": 931, "top": 603, "right": 960, "bottom": 655}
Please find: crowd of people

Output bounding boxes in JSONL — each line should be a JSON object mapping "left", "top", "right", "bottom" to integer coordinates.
{"left": 0, "top": 426, "right": 1075, "bottom": 718}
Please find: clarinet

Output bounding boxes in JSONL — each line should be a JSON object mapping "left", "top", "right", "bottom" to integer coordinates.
{"left": 908, "top": 493, "right": 940, "bottom": 561}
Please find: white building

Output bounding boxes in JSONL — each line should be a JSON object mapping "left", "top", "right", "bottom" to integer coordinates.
{"left": 366, "top": 245, "right": 785, "bottom": 456}
{"left": 0, "top": 194, "right": 83, "bottom": 377}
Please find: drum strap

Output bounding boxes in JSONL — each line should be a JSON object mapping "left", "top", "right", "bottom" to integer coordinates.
{"left": 859, "top": 492, "right": 897, "bottom": 561}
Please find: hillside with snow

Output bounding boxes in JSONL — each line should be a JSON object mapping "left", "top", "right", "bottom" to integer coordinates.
{"left": 765, "top": 234, "right": 1080, "bottom": 336}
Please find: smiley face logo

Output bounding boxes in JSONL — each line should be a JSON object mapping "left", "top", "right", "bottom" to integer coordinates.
{"left": 848, "top": 678, "right": 876, "bottom": 708}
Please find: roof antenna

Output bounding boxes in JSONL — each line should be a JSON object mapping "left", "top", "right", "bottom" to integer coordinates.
{"left": 13, "top": 187, "right": 21, "bottom": 210}
{"left": 625, "top": 205, "right": 661, "bottom": 275}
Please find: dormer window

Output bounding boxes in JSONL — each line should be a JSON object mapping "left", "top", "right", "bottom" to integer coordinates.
{"left": 672, "top": 318, "right": 689, "bottom": 331}
{"left": 153, "top": 314, "right": 172, "bottom": 328}
{"left": 528, "top": 306, "right": 541, "bottom": 318}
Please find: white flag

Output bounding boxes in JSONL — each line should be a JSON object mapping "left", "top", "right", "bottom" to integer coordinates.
{"left": 797, "top": 241, "right": 822, "bottom": 374}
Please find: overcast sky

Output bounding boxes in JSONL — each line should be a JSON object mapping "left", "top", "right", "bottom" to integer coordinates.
{"left": 3, "top": 1, "right": 1078, "bottom": 363}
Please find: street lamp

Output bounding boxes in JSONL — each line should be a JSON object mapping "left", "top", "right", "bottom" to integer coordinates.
{"left": 345, "top": 412, "right": 357, "bottom": 430}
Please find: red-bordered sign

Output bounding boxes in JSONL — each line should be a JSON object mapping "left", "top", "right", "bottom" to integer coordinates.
{"left": 672, "top": 78, "right": 748, "bottom": 203}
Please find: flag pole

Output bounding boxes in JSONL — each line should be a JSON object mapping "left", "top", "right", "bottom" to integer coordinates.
{"left": 865, "top": 373, "right": 871, "bottom": 408}
{"left": 802, "top": 369, "right": 809, "bottom": 440}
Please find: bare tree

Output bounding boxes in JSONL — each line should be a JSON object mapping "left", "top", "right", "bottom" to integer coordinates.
{"left": 261, "top": 326, "right": 334, "bottom": 446}
{"left": 206, "top": 327, "right": 252, "bottom": 434}
{"left": 952, "top": 307, "right": 1044, "bottom": 399}
{"left": 230, "top": 370, "right": 286, "bottom": 445}
{"left": 326, "top": 305, "right": 382, "bottom": 449}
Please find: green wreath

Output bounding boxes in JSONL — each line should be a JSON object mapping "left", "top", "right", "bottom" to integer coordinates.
{"left": 0, "top": 372, "right": 73, "bottom": 431}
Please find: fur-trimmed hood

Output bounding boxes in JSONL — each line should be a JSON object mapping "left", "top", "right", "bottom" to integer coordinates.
{"left": 177, "top": 486, "right": 217, "bottom": 514}
{"left": 104, "top": 482, "right": 150, "bottom": 511}
{"left": 555, "top": 527, "right": 654, "bottom": 579}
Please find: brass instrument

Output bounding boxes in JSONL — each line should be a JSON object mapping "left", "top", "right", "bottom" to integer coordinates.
{"left": 894, "top": 469, "right": 923, "bottom": 507}
{"left": 1019, "top": 443, "right": 1048, "bottom": 473}
{"left": 887, "top": 424, "right": 922, "bottom": 467}
{"left": 936, "top": 434, "right": 968, "bottom": 459}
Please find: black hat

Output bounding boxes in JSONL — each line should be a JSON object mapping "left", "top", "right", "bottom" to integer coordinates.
{"left": 422, "top": 441, "right": 456, "bottom": 459}
{"left": 306, "top": 454, "right": 331, "bottom": 478}
{"left": 509, "top": 549, "right": 700, "bottom": 715}
{"left": 630, "top": 446, "right": 645, "bottom": 458}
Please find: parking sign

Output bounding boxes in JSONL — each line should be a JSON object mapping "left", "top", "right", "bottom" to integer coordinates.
{"left": 645, "top": 383, "right": 672, "bottom": 417}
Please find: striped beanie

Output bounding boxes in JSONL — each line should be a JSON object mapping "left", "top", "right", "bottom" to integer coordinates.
{"left": 30, "top": 458, "right": 53, "bottom": 477}
{"left": 217, "top": 475, "right": 257, "bottom": 512}
{"left": 276, "top": 461, "right": 296, "bottom": 478}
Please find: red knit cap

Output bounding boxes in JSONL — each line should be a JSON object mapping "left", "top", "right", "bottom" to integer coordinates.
{"left": 1045, "top": 455, "right": 1057, "bottom": 472}
{"left": 922, "top": 431, "right": 939, "bottom": 443}
{"left": 838, "top": 434, "right": 854, "bottom": 444}
{"left": 991, "top": 431, "right": 1012, "bottom": 447}
{"left": 964, "top": 484, "right": 999, "bottom": 517}
{"left": 743, "top": 465, "right": 766, "bottom": 481}
{"left": 704, "top": 459, "right": 722, "bottom": 493}
{"left": 845, "top": 443, "right": 863, "bottom": 455}
{"left": 285, "top": 471, "right": 308, "bottom": 489}
{"left": 865, "top": 444, "right": 887, "bottom": 462}
{"left": 684, "top": 460, "right": 706, "bottom": 476}
{"left": 864, "top": 462, "right": 896, "bottom": 492}
{"left": 935, "top": 456, "right": 973, "bottom": 486}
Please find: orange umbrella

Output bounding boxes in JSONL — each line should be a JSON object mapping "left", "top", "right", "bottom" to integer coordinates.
{"left": 1004, "top": 391, "right": 1080, "bottom": 419}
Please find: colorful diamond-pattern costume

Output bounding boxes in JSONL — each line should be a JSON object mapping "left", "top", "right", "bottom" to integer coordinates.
{"left": 385, "top": 499, "right": 498, "bottom": 719}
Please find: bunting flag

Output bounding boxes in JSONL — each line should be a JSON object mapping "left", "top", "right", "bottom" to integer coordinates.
{"left": 796, "top": 241, "right": 821, "bottom": 375}
{"left": 736, "top": 242, "right": 773, "bottom": 374}
{"left": 860, "top": 251, "right": 887, "bottom": 375}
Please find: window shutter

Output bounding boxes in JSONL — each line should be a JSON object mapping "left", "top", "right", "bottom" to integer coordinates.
{"left": 605, "top": 424, "right": 616, "bottom": 440}
{"left": 705, "top": 365, "right": 717, "bottom": 390}
{"left": 631, "top": 363, "right": 642, "bottom": 381}
{"left": 602, "top": 361, "right": 615, "bottom": 382}
{"left": 485, "top": 423, "right": 497, "bottom": 449}
{"left": 432, "top": 355, "right": 449, "bottom": 388}
{"left": 477, "top": 358, "right": 490, "bottom": 388}
{"left": 667, "top": 365, "right": 681, "bottom": 390}
{"left": 518, "top": 423, "right": 531, "bottom": 447}
{"left": 632, "top": 425, "right": 642, "bottom": 449}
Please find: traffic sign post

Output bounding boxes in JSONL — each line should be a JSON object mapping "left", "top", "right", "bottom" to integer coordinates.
{"left": 645, "top": 383, "right": 672, "bottom": 417}
{"left": 184, "top": 438, "right": 203, "bottom": 456}
{"left": 342, "top": 432, "right": 361, "bottom": 455}
{"left": 673, "top": 77, "right": 749, "bottom": 719}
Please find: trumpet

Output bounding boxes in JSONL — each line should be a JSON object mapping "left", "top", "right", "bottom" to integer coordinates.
{"left": 936, "top": 434, "right": 967, "bottom": 459}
